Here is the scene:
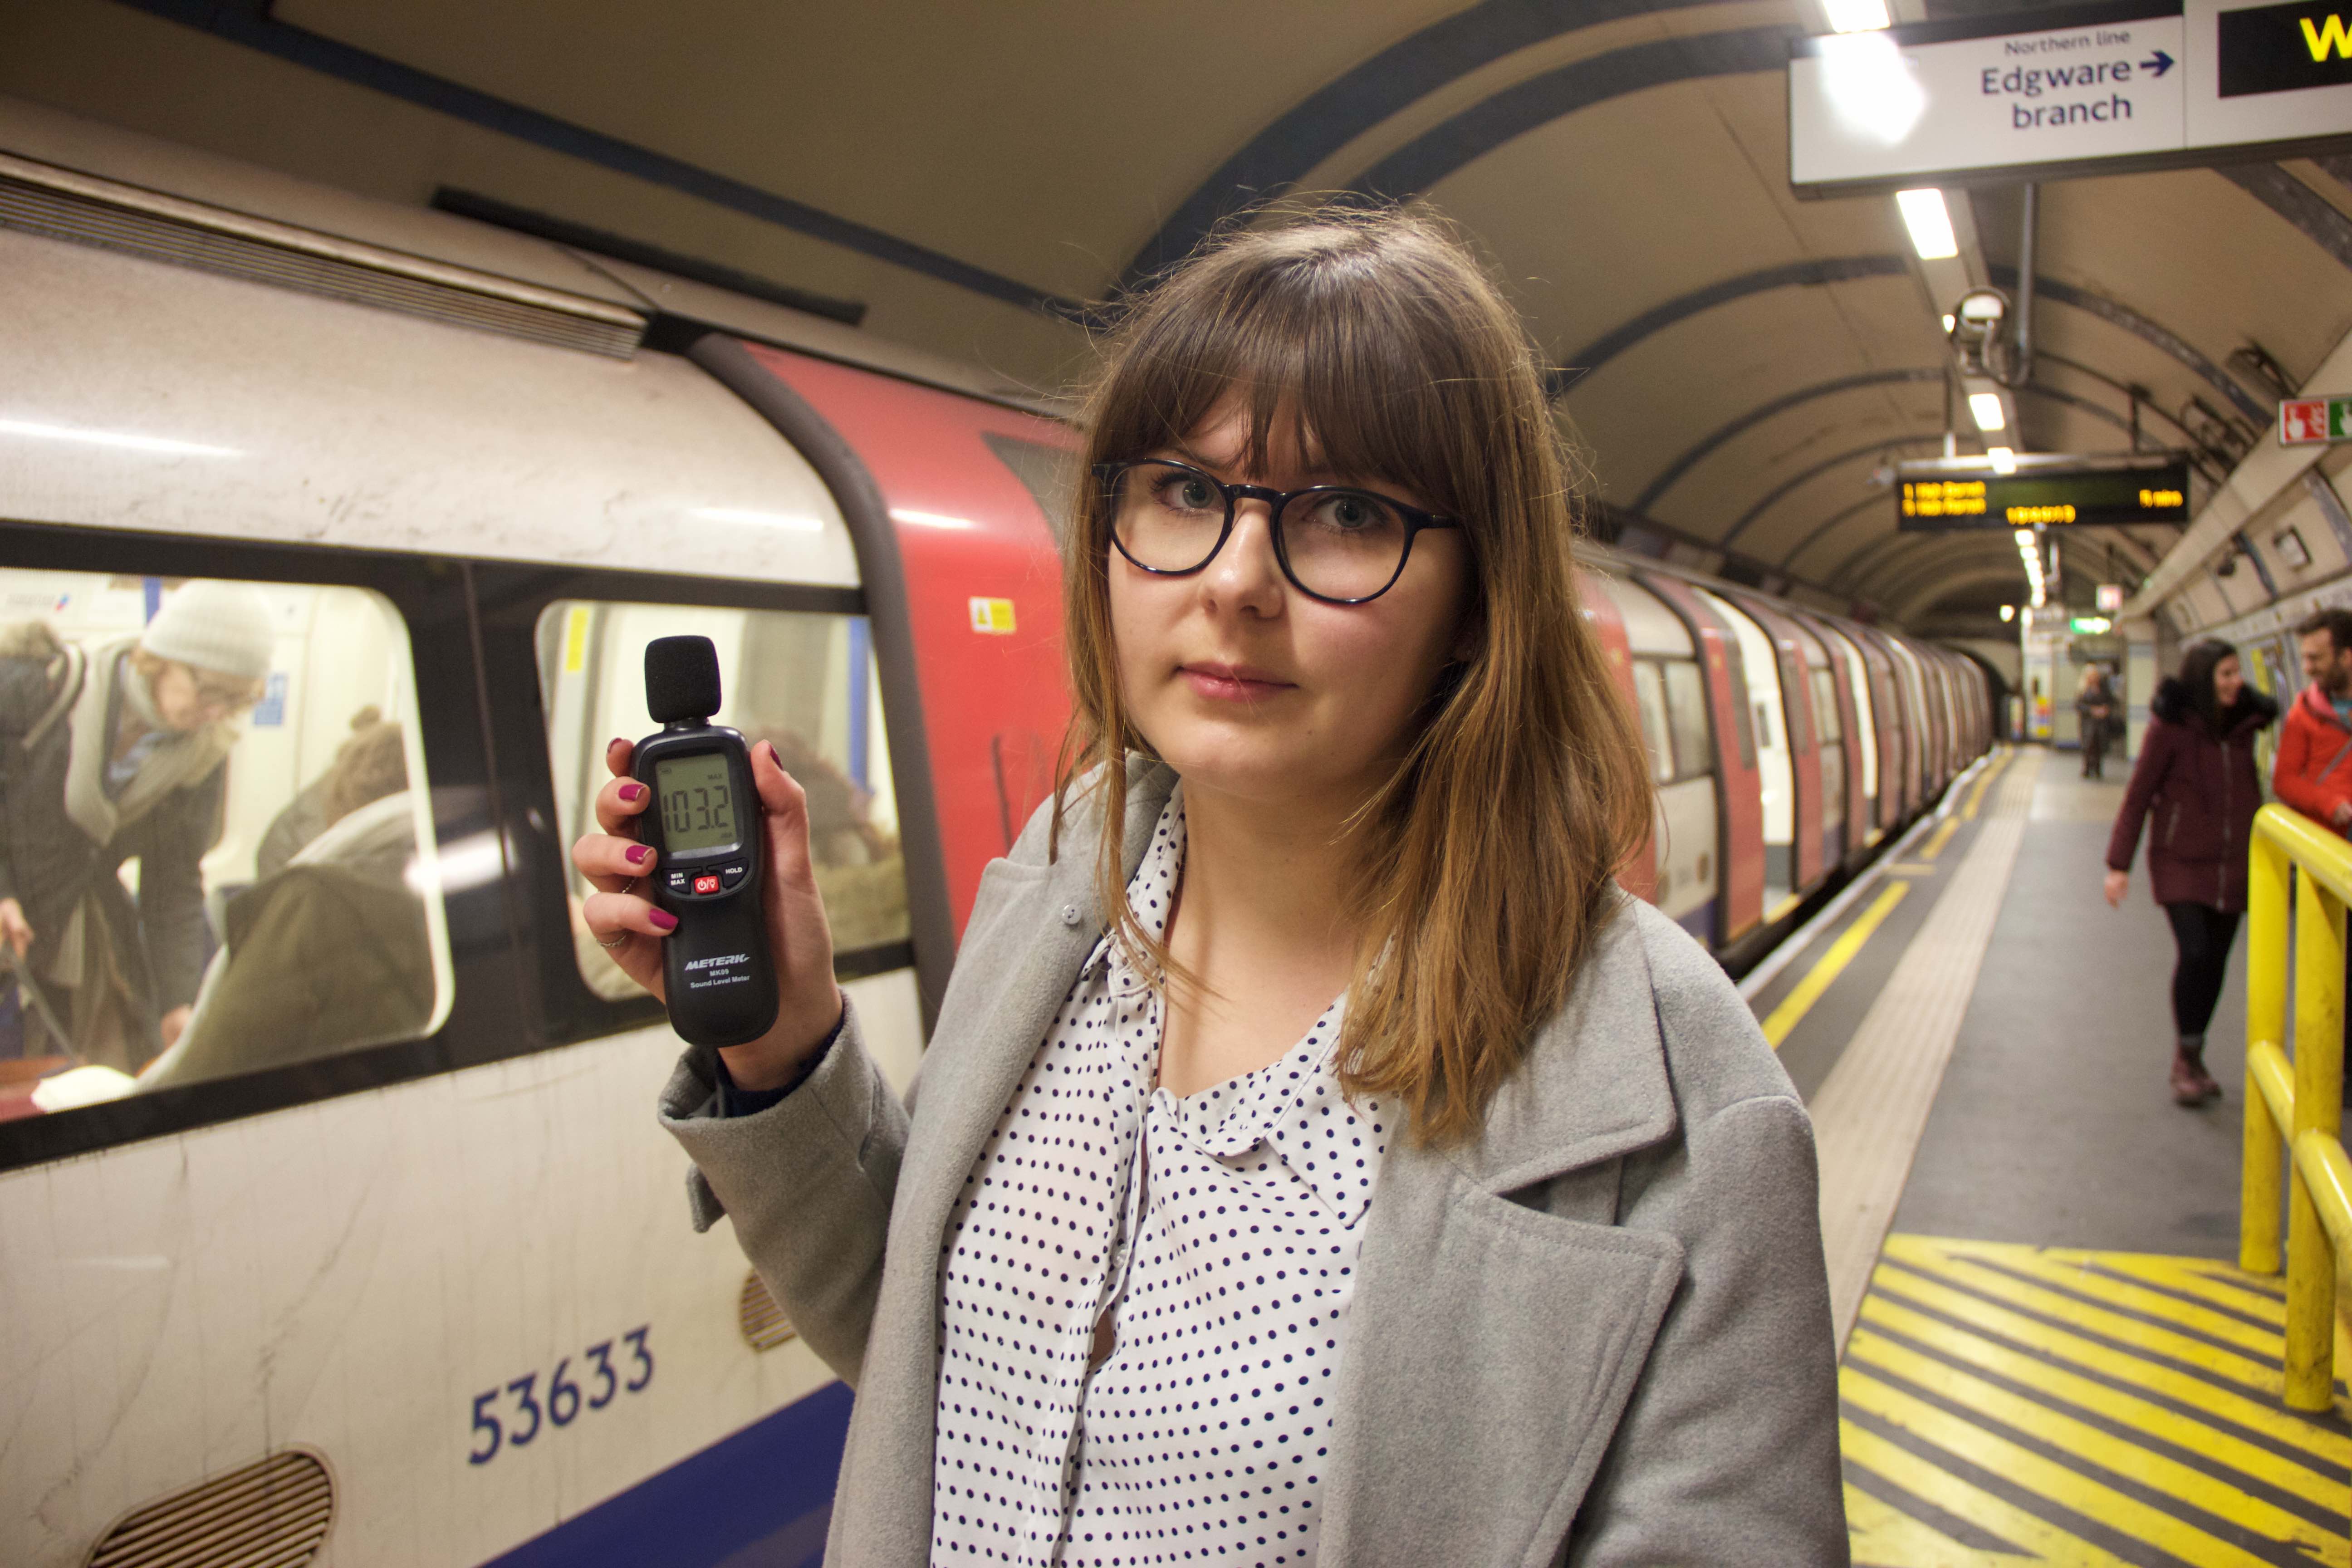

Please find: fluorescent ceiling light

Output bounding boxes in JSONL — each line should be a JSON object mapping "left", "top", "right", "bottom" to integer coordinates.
{"left": 2014, "top": 528, "right": 2035, "bottom": 546}
{"left": 1999, "top": 604, "right": 2015, "bottom": 622}
{"left": 0, "top": 416, "right": 240, "bottom": 457}
{"left": 1824, "top": 0, "right": 1891, "bottom": 29}
{"left": 1987, "top": 444, "right": 2017, "bottom": 472}
{"left": 1823, "top": 35, "right": 1927, "bottom": 144}
{"left": 1972, "top": 396, "right": 2009, "bottom": 434}
{"left": 1896, "top": 188, "right": 1959, "bottom": 260}
{"left": 890, "top": 508, "right": 977, "bottom": 530}
{"left": 1941, "top": 313, "right": 1956, "bottom": 333}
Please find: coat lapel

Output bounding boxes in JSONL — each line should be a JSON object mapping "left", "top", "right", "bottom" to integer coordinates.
{"left": 833, "top": 764, "right": 1177, "bottom": 1568}
{"left": 1318, "top": 898, "right": 1688, "bottom": 1566}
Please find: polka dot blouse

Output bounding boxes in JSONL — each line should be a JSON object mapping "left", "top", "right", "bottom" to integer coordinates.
{"left": 931, "top": 793, "right": 1387, "bottom": 1566}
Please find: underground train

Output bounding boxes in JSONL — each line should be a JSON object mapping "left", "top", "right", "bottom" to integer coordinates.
{"left": 0, "top": 105, "right": 1990, "bottom": 1568}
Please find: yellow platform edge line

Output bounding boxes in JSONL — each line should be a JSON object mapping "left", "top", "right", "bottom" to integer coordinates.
{"left": 1842, "top": 1417, "right": 2140, "bottom": 1567}
{"left": 1856, "top": 1294, "right": 2349, "bottom": 1507}
{"left": 1761, "top": 881, "right": 1911, "bottom": 1049}
{"left": 1866, "top": 1264, "right": 2352, "bottom": 1468}
{"left": 1846, "top": 1328, "right": 2341, "bottom": 1548}
{"left": 1870, "top": 1254, "right": 2290, "bottom": 1411}
{"left": 1882, "top": 1239, "right": 2288, "bottom": 1360}
{"left": 1842, "top": 1369, "right": 2283, "bottom": 1568}
{"left": 1920, "top": 816, "right": 1964, "bottom": 861}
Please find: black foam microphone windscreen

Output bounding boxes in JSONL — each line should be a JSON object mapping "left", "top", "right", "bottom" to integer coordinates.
{"left": 645, "top": 635, "right": 723, "bottom": 725}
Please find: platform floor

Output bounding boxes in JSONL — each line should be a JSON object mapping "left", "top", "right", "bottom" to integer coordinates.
{"left": 1750, "top": 747, "right": 2352, "bottom": 1567}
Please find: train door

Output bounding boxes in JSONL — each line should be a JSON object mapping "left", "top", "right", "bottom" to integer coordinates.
{"left": 1635, "top": 571, "right": 1765, "bottom": 946}
{"left": 1700, "top": 590, "right": 1801, "bottom": 920}
{"left": 1717, "top": 589, "right": 1829, "bottom": 914}
{"left": 691, "top": 340, "right": 1075, "bottom": 1030}
{"left": 1594, "top": 573, "right": 1720, "bottom": 941}
{"left": 1575, "top": 570, "right": 1656, "bottom": 904}
{"left": 1861, "top": 627, "right": 1916, "bottom": 818}
{"left": 1867, "top": 629, "right": 1927, "bottom": 811}
{"left": 1815, "top": 623, "right": 1882, "bottom": 845}
{"left": 1779, "top": 614, "right": 1848, "bottom": 871}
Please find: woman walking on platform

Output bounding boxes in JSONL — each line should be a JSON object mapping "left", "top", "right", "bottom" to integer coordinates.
{"left": 577, "top": 207, "right": 1847, "bottom": 1564}
{"left": 2105, "top": 640, "right": 2276, "bottom": 1106}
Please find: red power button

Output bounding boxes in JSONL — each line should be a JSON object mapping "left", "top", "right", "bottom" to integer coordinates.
{"left": 692, "top": 874, "right": 721, "bottom": 895}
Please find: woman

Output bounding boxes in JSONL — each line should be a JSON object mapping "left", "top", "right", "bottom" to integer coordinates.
{"left": 2105, "top": 640, "right": 2277, "bottom": 1106}
{"left": 0, "top": 579, "right": 272, "bottom": 1072}
{"left": 576, "top": 209, "right": 1845, "bottom": 1564}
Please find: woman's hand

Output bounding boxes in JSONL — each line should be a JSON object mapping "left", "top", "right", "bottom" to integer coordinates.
{"left": 2102, "top": 869, "right": 2128, "bottom": 908}
{"left": 574, "top": 736, "right": 843, "bottom": 1090}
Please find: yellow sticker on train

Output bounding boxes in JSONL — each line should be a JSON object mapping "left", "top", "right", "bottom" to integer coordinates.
{"left": 970, "top": 597, "right": 1017, "bottom": 635}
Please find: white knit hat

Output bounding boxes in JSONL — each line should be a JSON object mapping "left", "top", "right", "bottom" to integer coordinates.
{"left": 140, "top": 580, "right": 275, "bottom": 682}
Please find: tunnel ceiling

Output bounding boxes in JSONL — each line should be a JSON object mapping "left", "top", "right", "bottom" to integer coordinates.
{"left": 7, "top": 0, "right": 2352, "bottom": 635}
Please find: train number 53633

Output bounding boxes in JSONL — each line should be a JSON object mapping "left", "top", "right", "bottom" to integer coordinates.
{"left": 469, "top": 1325, "right": 654, "bottom": 1465}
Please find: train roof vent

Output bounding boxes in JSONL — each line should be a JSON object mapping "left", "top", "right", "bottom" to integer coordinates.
{"left": 740, "top": 1269, "right": 799, "bottom": 1352}
{"left": 0, "top": 152, "right": 645, "bottom": 359}
{"left": 84, "top": 1448, "right": 334, "bottom": 1568}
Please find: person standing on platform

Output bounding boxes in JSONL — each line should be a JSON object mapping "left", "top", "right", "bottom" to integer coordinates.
{"left": 577, "top": 207, "right": 1848, "bottom": 1563}
{"left": 2275, "top": 607, "right": 2352, "bottom": 835}
{"left": 2105, "top": 640, "right": 2276, "bottom": 1105}
{"left": 2078, "top": 663, "right": 2120, "bottom": 779}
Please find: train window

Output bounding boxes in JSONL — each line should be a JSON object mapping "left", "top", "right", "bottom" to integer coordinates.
{"left": 1661, "top": 658, "right": 1715, "bottom": 780}
{"left": 1810, "top": 669, "right": 1842, "bottom": 744}
{"left": 536, "top": 601, "right": 908, "bottom": 999}
{"left": 0, "top": 570, "right": 450, "bottom": 1108}
{"left": 1630, "top": 661, "right": 1676, "bottom": 785}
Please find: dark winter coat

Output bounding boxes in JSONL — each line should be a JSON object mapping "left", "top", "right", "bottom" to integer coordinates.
{"left": 2106, "top": 676, "right": 2278, "bottom": 911}
{"left": 0, "top": 655, "right": 221, "bottom": 1045}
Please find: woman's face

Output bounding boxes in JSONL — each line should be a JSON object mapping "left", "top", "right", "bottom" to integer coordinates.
{"left": 147, "top": 661, "right": 256, "bottom": 731}
{"left": 1107, "top": 399, "right": 1475, "bottom": 812}
{"left": 2213, "top": 654, "right": 2244, "bottom": 709}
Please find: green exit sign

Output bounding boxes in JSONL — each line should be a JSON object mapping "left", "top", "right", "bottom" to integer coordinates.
{"left": 2281, "top": 397, "right": 2352, "bottom": 444}
{"left": 2070, "top": 616, "right": 2114, "bottom": 635}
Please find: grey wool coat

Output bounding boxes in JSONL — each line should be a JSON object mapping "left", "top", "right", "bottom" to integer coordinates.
{"left": 660, "top": 764, "right": 1848, "bottom": 1567}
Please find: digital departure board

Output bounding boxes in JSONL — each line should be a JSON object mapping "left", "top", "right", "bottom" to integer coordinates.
{"left": 1897, "top": 461, "right": 2190, "bottom": 530}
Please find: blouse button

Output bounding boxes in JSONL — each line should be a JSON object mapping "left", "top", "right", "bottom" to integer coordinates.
{"left": 1061, "top": 904, "right": 1083, "bottom": 926}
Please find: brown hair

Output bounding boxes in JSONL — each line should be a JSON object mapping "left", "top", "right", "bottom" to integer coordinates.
{"left": 323, "top": 708, "right": 408, "bottom": 827}
{"left": 2299, "top": 607, "right": 2352, "bottom": 653}
{"left": 1053, "top": 204, "right": 1653, "bottom": 1144}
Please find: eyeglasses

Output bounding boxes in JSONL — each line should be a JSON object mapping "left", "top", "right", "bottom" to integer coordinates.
{"left": 1095, "top": 459, "right": 1460, "bottom": 605}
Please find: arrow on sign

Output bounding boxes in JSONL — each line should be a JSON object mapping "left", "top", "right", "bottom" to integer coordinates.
{"left": 2141, "top": 48, "right": 2175, "bottom": 75}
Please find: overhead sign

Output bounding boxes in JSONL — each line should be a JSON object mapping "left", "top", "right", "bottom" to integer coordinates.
{"left": 2097, "top": 582, "right": 2127, "bottom": 608}
{"left": 1898, "top": 460, "right": 2192, "bottom": 528}
{"left": 1791, "top": 0, "right": 2352, "bottom": 193}
{"left": 2281, "top": 394, "right": 2352, "bottom": 442}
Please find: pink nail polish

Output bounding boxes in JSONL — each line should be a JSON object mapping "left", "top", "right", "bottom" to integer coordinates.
{"left": 649, "top": 909, "right": 678, "bottom": 932}
{"left": 620, "top": 783, "right": 645, "bottom": 803}
{"left": 626, "top": 844, "right": 651, "bottom": 865}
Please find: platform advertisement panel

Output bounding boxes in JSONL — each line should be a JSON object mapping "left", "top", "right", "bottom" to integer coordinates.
{"left": 1790, "top": 0, "right": 2352, "bottom": 193}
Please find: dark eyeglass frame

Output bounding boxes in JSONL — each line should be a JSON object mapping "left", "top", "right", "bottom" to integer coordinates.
{"left": 1093, "top": 459, "right": 1461, "bottom": 606}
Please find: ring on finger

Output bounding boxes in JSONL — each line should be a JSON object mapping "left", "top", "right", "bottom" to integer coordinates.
{"left": 596, "top": 932, "right": 630, "bottom": 950}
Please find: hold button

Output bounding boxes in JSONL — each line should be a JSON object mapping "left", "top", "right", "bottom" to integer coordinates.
{"left": 720, "top": 863, "right": 748, "bottom": 889}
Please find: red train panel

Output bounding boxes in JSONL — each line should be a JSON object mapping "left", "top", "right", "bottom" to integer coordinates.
{"left": 745, "top": 345, "right": 1075, "bottom": 938}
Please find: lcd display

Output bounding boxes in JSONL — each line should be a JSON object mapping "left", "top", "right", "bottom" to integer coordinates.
{"left": 656, "top": 753, "right": 739, "bottom": 853}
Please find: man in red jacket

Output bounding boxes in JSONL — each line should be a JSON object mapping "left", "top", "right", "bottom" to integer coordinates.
{"left": 2275, "top": 607, "right": 2352, "bottom": 834}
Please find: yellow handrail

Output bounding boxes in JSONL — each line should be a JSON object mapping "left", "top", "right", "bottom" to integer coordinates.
{"left": 2241, "top": 802, "right": 2352, "bottom": 1410}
